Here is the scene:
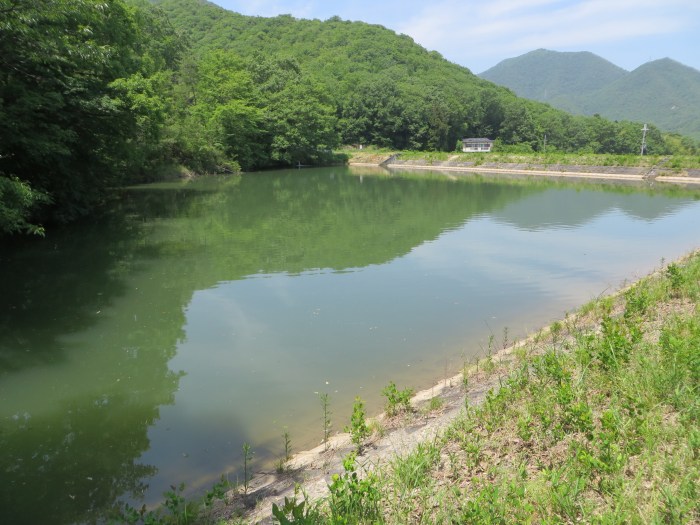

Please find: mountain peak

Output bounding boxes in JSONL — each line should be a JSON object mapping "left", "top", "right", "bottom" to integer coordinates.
{"left": 478, "top": 49, "right": 700, "bottom": 139}
{"left": 478, "top": 49, "right": 626, "bottom": 104}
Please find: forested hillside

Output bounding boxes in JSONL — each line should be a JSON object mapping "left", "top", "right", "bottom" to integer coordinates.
{"left": 0, "top": 0, "right": 693, "bottom": 236}
{"left": 576, "top": 59, "right": 700, "bottom": 140}
{"left": 481, "top": 51, "right": 700, "bottom": 140}
{"left": 152, "top": 0, "right": 674, "bottom": 156}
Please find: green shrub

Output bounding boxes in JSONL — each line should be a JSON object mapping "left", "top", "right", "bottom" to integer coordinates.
{"left": 345, "top": 397, "right": 370, "bottom": 453}
{"left": 381, "top": 381, "right": 414, "bottom": 417}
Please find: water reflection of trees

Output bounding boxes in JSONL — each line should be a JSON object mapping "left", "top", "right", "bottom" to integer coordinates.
{"left": 0, "top": 218, "right": 130, "bottom": 372}
{"left": 491, "top": 185, "right": 698, "bottom": 231}
{"left": 5, "top": 168, "right": 692, "bottom": 524}
{"left": 121, "top": 168, "right": 544, "bottom": 281}
{"left": 0, "top": 387, "right": 180, "bottom": 524}
{"left": 0, "top": 210, "right": 186, "bottom": 524}
{"left": 0, "top": 168, "right": 541, "bottom": 524}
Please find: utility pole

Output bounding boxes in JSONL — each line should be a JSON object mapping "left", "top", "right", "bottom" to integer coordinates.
{"left": 640, "top": 123, "right": 648, "bottom": 155}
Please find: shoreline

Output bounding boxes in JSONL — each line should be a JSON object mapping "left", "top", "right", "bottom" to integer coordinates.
{"left": 348, "top": 159, "right": 700, "bottom": 186}
{"left": 210, "top": 167, "right": 700, "bottom": 523}
{"left": 217, "top": 250, "right": 696, "bottom": 524}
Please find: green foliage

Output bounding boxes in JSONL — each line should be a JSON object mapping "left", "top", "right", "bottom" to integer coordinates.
{"left": 154, "top": 0, "right": 681, "bottom": 156}
{"left": 0, "top": 175, "right": 49, "bottom": 235}
{"left": 391, "top": 441, "right": 439, "bottom": 492}
{"left": 381, "top": 381, "right": 414, "bottom": 417}
{"left": 5, "top": 0, "right": 697, "bottom": 234}
{"left": 283, "top": 428, "right": 292, "bottom": 463}
{"left": 272, "top": 495, "right": 322, "bottom": 525}
{"left": 114, "top": 478, "right": 227, "bottom": 524}
{"left": 666, "top": 263, "right": 686, "bottom": 294}
{"left": 426, "top": 395, "right": 444, "bottom": 412}
{"left": 624, "top": 285, "right": 652, "bottom": 319}
{"left": 327, "top": 453, "right": 381, "bottom": 524}
{"left": 0, "top": 0, "right": 185, "bottom": 228}
{"left": 592, "top": 314, "right": 641, "bottom": 371}
{"left": 658, "top": 315, "right": 700, "bottom": 417}
{"left": 345, "top": 397, "right": 370, "bottom": 453}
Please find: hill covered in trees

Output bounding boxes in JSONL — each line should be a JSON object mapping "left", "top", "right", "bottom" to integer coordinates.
{"left": 151, "top": 0, "right": 678, "bottom": 155}
{"left": 1, "top": 0, "right": 696, "bottom": 236}
{"left": 479, "top": 49, "right": 627, "bottom": 112}
{"left": 480, "top": 50, "right": 700, "bottom": 140}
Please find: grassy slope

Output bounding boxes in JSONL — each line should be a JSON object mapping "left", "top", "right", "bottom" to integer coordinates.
{"left": 268, "top": 252, "right": 700, "bottom": 524}
{"left": 346, "top": 148, "right": 700, "bottom": 170}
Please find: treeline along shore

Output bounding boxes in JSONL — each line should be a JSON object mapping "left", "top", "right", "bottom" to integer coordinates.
{"left": 3, "top": 0, "right": 699, "bottom": 238}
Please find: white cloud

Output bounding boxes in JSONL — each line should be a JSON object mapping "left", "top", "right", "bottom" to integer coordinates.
{"left": 397, "top": 0, "right": 700, "bottom": 71}
{"left": 211, "top": 0, "right": 700, "bottom": 72}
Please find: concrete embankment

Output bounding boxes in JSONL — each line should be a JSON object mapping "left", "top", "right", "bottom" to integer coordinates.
{"left": 349, "top": 157, "right": 700, "bottom": 186}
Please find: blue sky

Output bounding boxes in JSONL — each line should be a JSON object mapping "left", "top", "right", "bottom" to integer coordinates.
{"left": 208, "top": 0, "right": 700, "bottom": 74}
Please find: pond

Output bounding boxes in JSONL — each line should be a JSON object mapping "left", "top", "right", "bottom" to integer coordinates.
{"left": 2, "top": 166, "right": 699, "bottom": 524}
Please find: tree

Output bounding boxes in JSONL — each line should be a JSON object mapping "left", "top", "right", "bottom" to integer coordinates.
{"left": 266, "top": 78, "right": 339, "bottom": 165}
{"left": 0, "top": 0, "right": 182, "bottom": 230}
{"left": 0, "top": 176, "right": 49, "bottom": 235}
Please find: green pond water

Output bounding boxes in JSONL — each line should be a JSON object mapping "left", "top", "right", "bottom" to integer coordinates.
{"left": 1, "top": 166, "right": 700, "bottom": 523}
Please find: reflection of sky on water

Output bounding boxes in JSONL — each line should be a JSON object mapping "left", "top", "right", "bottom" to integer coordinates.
{"left": 4, "top": 170, "right": 700, "bottom": 523}
{"left": 143, "top": 187, "right": 700, "bottom": 504}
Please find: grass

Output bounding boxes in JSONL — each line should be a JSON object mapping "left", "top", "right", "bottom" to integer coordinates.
{"left": 269, "top": 250, "right": 700, "bottom": 524}
{"left": 344, "top": 146, "right": 700, "bottom": 170}
{"left": 124, "top": 251, "right": 699, "bottom": 524}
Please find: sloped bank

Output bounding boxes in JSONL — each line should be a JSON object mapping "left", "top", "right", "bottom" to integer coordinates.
{"left": 351, "top": 157, "right": 700, "bottom": 185}
{"left": 216, "top": 251, "right": 700, "bottom": 524}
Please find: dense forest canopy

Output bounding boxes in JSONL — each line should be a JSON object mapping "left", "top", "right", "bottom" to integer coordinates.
{"left": 1, "top": 0, "right": 697, "bottom": 236}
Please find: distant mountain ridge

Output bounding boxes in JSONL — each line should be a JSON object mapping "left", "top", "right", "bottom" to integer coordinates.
{"left": 479, "top": 49, "right": 700, "bottom": 140}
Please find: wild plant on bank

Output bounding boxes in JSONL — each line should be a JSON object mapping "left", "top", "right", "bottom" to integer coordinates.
{"left": 346, "top": 396, "right": 370, "bottom": 453}
{"left": 381, "top": 381, "right": 414, "bottom": 417}
{"left": 342, "top": 251, "right": 700, "bottom": 523}
{"left": 319, "top": 392, "right": 331, "bottom": 450}
{"left": 425, "top": 395, "right": 444, "bottom": 413}
{"left": 114, "top": 477, "right": 227, "bottom": 524}
{"left": 276, "top": 429, "right": 293, "bottom": 473}
{"left": 327, "top": 453, "right": 381, "bottom": 523}
{"left": 271, "top": 486, "right": 323, "bottom": 525}
{"left": 283, "top": 428, "right": 292, "bottom": 462}
{"left": 242, "top": 442, "right": 254, "bottom": 494}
